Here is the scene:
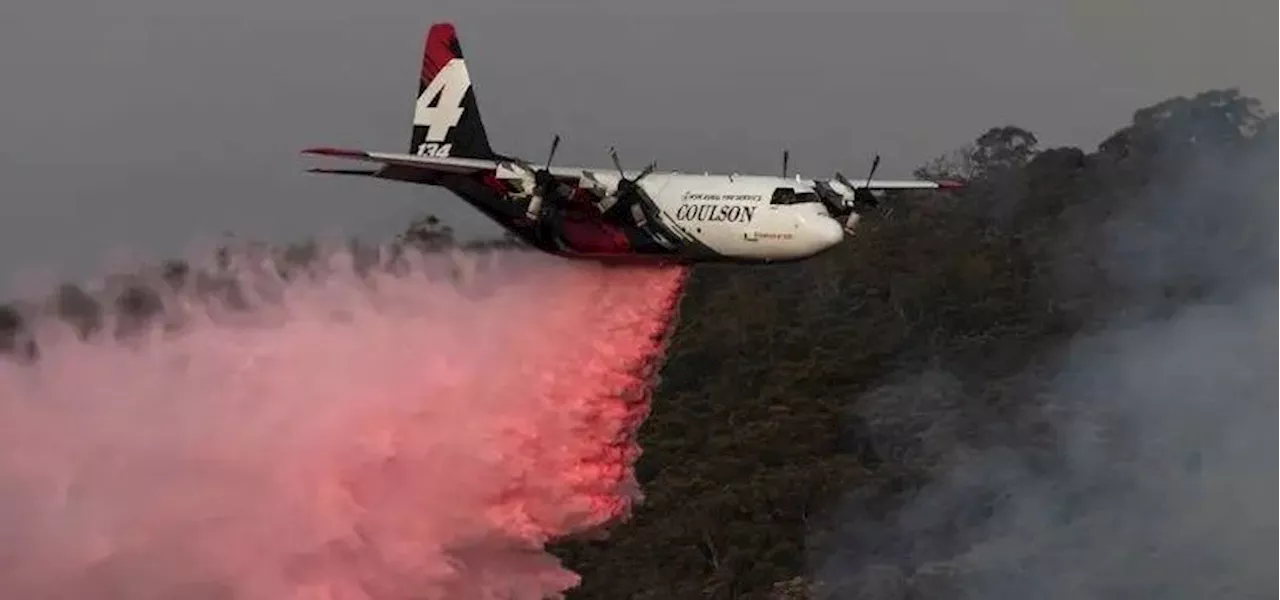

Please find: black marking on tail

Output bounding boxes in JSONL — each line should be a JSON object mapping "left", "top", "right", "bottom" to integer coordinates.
{"left": 410, "top": 23, "right": 496, "bottom": 160}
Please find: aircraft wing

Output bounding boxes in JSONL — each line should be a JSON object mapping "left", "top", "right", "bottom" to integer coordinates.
{"left": 301, "top": 147, "right": 603, "bottom": 182}
{"left": 855, "top": 179, "right": 963, "bottom": 190}
{"left": 803, "top": 176, "right": 963, "bottom": 191}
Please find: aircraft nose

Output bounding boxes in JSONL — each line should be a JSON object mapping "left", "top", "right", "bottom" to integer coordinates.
{"left": 812, "top": 216, "right": 844, "bottom": 249}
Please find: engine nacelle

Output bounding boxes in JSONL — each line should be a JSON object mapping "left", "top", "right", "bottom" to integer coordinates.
{"left": 579, "top": 170, "right": 615, "bottom": 197}
{"left": 813, "top": 179, "right": 852, "bottom": 215}
{"left": 494, "top": 162, "right": 537, "bottom": 196}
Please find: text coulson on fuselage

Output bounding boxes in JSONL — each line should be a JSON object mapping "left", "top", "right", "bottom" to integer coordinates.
{"left": 674, "top": 204, "right": 757, "bottom": 223}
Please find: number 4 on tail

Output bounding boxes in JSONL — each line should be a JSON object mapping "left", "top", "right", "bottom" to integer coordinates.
{"left": 416, "top": 142, "right": 453, "bottom": 157}
{"left": 414, "top": 58, "right": 471, "bottom": 144}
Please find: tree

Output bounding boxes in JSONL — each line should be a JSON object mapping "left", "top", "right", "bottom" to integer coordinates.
{"left": 398, "top": 213, "right": 456, "bottom": 249}
{"left": 1099, "top": 88, "right": 1270, "bottom": 162}
{"left": 970, "top": 125, "right": 1039, "bottom": 176}
{"left": 912, "top": 148, "right": 973, "bottom": 182}
{"left": 913, "top": 125, "right": 1039, "bottom": 183}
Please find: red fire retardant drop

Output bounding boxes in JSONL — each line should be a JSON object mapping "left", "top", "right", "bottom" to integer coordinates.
{"left": 0, "top": 248, "right": 689, "bottom": 600}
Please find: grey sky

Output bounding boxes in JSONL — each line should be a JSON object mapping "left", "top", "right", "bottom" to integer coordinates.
{"left": 0, "top": 0, "right": 1273, "bottom": 288}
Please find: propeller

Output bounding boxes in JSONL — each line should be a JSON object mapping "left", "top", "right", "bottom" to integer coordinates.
{"left": 608, "top": 146, "right": 656, "bottom": 205}
{"left": 826, "top": 154, "right": 883, "bottom": 231}
{"left": 601, "top": 146, "right": 661, "bottom": 228}
{"left": 834, "top": 154, "right": 881, "bottom": 212}
{"left": 514, "top": 134, "right": 562, "bottom": 221}
{"left": 782, "top": 149, "right": 790, "bottom": 178}
{"left": 610, "top": 147, "right": 656, "bottom": 184}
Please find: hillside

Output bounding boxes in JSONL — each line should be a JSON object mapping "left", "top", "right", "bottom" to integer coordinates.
{"left": 0, "top": 89, "right": 1274, "bottom": 599}
{"left": 547, "top": 89, "right": 1277, "bottom": 599}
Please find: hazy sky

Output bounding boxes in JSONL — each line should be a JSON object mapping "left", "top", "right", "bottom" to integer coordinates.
{"left": 0, "top": 0, "right": 1273, "bottom": 286}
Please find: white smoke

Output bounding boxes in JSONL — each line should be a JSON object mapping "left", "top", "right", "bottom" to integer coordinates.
{"left": 816, "top": 125, "right": 1277, "bottom": 599}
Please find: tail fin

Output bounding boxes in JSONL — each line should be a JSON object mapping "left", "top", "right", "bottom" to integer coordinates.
{"left": 410, "top": 23, "right": 496, "bottom": 159}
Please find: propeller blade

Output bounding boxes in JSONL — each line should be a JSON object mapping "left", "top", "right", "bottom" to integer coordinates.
{"left": 782, "top": 149, "right": 790, "bottom": 178}
{"left": 857, "top": 155, "right": 883, "bottom": 209}
{"left": 609, "top": 146, "right": 625, "bottom": 178}
{"left": 863, "top": 154, "right": 881, "bottom": 187}
{"left": 834, "top": 171, "right": 857, "bottom": 192}
{"left": 545, "top": 134, "right": 561, "bottom": 169}
{"left": 635, "top": 161, "right": 656, "bottom": 182}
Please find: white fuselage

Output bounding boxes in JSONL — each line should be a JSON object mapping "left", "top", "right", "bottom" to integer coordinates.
{"left": 495, "top": 164, "right": 851, "bottom": 261}
{"left": 638, "top": 173, "right": 845, "bottom": 260}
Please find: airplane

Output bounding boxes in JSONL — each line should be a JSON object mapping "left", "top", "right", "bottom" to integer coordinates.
{"left": 302, "top": 22, "right": 962, "bottom": 265}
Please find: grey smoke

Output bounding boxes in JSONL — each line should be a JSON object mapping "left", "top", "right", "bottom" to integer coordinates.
{"left": 817, "top": 127, "right": 1277, "bottom": 598}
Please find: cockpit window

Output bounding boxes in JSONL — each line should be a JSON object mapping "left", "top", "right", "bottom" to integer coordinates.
{"left": 770, "top": 187, "right": 820, "bottom": 205}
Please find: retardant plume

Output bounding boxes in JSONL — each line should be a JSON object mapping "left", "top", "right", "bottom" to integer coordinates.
{"left": 0, "top": 244, "right": 689, "bottom": 600}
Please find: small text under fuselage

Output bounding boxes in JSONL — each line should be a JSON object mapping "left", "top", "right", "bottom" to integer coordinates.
{"left": 674, "top": 204, "right": 757, "bottom": 223}
{"left": 680, "top": 192, "right": 763, "bottom": 202}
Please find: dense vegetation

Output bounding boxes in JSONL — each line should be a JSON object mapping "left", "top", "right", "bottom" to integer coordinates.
{"left": 547, "top": 88, "right": 1276, "bottom": 599}
{"left": 0, "top": 89, "right": 1273, "bottom": 599}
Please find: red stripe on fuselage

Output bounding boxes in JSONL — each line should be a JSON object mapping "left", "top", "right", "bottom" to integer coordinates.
{"left": 555, "top": 188, "right": 632, "bottom": 253}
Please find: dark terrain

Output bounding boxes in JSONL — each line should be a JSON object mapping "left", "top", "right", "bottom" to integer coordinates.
{"left": 1, "top": 89, "right": 1276, "bottom": 599}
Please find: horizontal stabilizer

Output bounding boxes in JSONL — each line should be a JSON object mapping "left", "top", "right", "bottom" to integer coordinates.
{"left": 305, "top": 167, "right": 381, "bottom": 177}
{"left": 302, "top": 147, "right": 500, "bottom": 174}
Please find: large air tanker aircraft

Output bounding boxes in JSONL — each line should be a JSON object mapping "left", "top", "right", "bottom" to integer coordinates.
{"left": 304, "top": 23, "right": 962, "bottom": 264}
